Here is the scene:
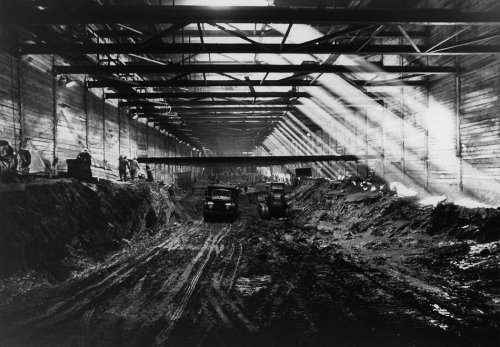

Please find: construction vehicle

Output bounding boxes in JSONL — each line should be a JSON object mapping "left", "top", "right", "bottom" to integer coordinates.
{"left": 203, "top": 184, "right": 239, "bottom": 222}
{"left": 257, "top": 182, "right": 292, "bottom": 219}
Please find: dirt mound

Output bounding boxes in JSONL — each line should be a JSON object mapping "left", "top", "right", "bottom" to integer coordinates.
{"left": 0, "top": 179, "right": 203, "bottom": 278}
{"left": 289, "top": 179, "right": 500, "bottom": 243}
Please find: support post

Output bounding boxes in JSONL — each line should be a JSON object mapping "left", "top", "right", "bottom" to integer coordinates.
{"left": 401, "top": 90, "right": 405, "bottom": 183}
{"left": 17, "top": 53, "right": 25, "bottom": 148}
{"left": 84, "top": 77, "right": 89, "bottom": 149}
{"left": 118, "top": 106, "right": 121, "bottom": 155}
{"left": 424, "top": 81, "right": 429, "bottom": 190}
{"left": 381, "top": 103, "right": 385, "bottom": 179}
{"left": 455, "top": 30, "right": 463, "bottom": 191}
{"left": 52, "top": 55, "right": 58, "bottom": 176}
{"left": 102, "top": 93, "right": 106, "bottom": 164}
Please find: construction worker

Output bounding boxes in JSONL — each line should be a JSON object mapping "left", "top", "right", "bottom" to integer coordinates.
{"left": 145, "top": 164, "right": 154, "bottom": 182}
{"left": 77, "top": 148, "right": 92, "bottom": 180}
{"left": 130, "top": 157, "right": 140, "bottom": 181}
{"left": 118, "top": 155, "right": 130, "bottom": 182}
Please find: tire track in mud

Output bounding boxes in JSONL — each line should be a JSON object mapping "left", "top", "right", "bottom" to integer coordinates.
{"left": 152, "top": 223, "right": 233, "bottom": 347}
{"left": 0, "top": 222, "right": 209, "bottom": 346}
{"left": 78, "top": 308, "right": 95, "bottom": 347}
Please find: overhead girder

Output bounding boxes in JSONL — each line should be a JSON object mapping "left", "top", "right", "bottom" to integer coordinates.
{"left": 139, "top": 112, "right": 285, "bottom": 118}
{"left": 95, "top": 79, "right": 425, "bottom": 89}
{"left": 92, "top": 29, "right": 428, "bottom": 39}
{"left": 28, "top": 43, "right": 500, "bottom": 56}
{"left": 153, "top": 119, "right": 280, "bottom": 123}
{"left": 123, "top": 101, "right": 296, "bottom": 108}
{"left": 56, "top": 64, "right": 456, "bottom": 76}
{"left": 105, "top": 92, "right": 310, "bottom": 99}
{"left": 3, "top": 5, "right": 500, "bottom": 26}
{"left": 136, "top": 154, "right": 384, "bottom": 167}
{"left": 133, "top": 106, "right": 293, "bottom": 113}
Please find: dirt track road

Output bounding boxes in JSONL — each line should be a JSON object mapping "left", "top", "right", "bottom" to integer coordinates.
{"left": 0, "top": 194, "right": 498, "bottom": 347}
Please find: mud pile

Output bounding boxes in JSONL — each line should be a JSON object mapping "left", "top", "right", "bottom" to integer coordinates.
{"left": 0, "top": 179, "right": 203, "bottom": 278}
{"left": 289, "top": 178, "right": 500, "bottom": 243}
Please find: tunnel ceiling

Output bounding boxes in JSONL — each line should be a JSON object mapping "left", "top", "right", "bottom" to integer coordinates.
{"left": 2, "top": 0, "right": 499, "bottom": 156}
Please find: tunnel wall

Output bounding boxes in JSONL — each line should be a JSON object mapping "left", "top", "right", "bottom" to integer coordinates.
{"left": 0, "top": 25, "right": 199, "bottom": 184}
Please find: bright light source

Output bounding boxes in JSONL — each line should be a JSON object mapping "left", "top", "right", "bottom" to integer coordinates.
{"left": 389, "top": 182, "right": 418, "bottom": 197}
{"left": 455, "top": 199, "right": 496, "bottom": 209}
{"left": 187, "top": 0, "right": 268, "bottom": 6}
{"left": 132, "top": 115, "right": 138, "bottom": 120}
{"left": 65, "top": 79, "right": 77, "bottom": 87}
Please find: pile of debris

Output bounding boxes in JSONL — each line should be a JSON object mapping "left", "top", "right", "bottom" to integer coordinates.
{"left": 288, "top": 178, "right": 500, "bottom": 244}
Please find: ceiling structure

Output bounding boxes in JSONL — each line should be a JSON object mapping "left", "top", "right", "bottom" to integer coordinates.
{"left": 2, "top": 0, "right": 499, "bottom": 157}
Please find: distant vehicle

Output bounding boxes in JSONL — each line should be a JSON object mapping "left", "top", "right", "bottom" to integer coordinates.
{"left": 258, "top": 182, "right": 292, "bottom": 219}
{"left": 295, "top": 167, "right": 312, "bottom": 177}
{"left": 204, "top": 184, "right": 239, "bottom": 222}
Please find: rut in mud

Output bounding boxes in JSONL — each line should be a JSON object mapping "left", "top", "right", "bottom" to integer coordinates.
{"left": 0, "top": 179, "right": 499, "bottom": 347}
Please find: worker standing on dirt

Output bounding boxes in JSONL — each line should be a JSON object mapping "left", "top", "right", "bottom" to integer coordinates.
{"left": 130, "top": 157, "right": 140, "bottom": 181}
{"left": 118, "top": 155, "right": 130, "bottom": 182}
{"left": 145, "top": 164, "right": 154, "bottom": 182}
{"left": 77, "top": 148, "right": 92, "bottom": 180}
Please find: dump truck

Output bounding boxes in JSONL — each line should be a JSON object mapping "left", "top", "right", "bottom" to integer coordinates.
{"left": 257, "top": 182, "right": 292, "bottom": 219}
{"left": 203, "top": 184, "right": 239, "bottom": 222}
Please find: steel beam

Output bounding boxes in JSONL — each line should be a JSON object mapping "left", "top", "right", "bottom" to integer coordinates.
{"left": 136, "top": 112, "right": 284, "bottom": 117}
{"left": 134, "top": 106, "right": 293, "bottom": 113}
{"left": 23, "top": 43, "right": 500, "bottom": 55}
{"left": 123, "top": 100, "right": 295, "bottom": 108}
{"left": 91, "top": 79, "right": 426, "bottom": 89}
{"left": 136, "top": 154, "right": 384, "bottom": 167}
{"left": 56, "top": 64, "right": 456, "bottom": 76}
{"left": 92, "top": 29, "right": 427, "bottom": 39}
{"left": 153, "top": 117, "right": 281, "bottom": 121}
{"left": 105, "top": 92, "right": 310, "bottom": 99}
{"left": 3, "top": 5, "right": 500, "bottom": 26}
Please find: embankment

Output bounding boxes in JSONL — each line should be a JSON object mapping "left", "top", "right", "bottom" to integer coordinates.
{"left": 0, "top": 179, "right": 203, "bottom": 278}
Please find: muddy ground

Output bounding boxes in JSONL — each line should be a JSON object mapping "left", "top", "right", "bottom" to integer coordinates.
{"left": 0, "top": 178, "right": 499, "bottom": 347}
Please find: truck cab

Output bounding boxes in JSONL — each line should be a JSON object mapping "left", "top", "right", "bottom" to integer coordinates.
{"left": 204, "top": 184, "right": 239, "bottom": 222}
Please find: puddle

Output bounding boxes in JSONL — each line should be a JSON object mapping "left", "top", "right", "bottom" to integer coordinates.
{"left": 235, "top": 275, "right": 272, "bottom": 296}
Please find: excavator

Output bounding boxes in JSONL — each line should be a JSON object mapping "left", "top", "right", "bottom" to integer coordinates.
{"left": 257, "top": 182, "right": 292, "bottom": 220}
